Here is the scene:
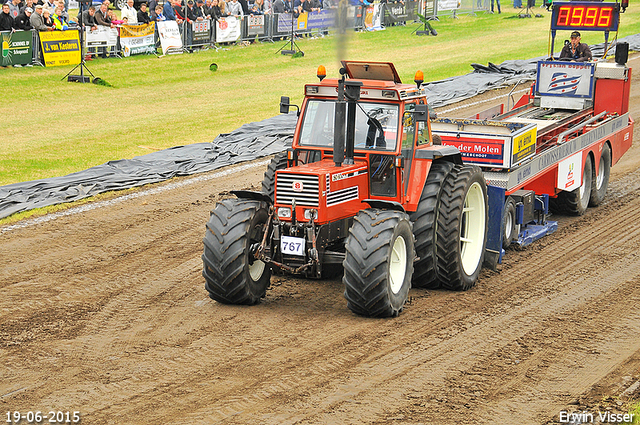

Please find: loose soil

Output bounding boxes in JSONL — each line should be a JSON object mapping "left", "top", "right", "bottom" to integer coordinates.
{"left": 1, "top": 56, "right": 640, "bottom": 424}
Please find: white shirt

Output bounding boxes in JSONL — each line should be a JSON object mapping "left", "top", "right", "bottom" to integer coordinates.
{"left": 121, "top": 4, "right": 138, "bottom": 23}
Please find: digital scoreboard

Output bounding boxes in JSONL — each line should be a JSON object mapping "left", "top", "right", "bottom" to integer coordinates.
{"left": 551, "top": 2, "right": 620, "bottom": 32}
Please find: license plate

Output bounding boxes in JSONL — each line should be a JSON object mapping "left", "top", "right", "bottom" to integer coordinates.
{"left": 281, "top": 236, "right": 305, "bottom": 257}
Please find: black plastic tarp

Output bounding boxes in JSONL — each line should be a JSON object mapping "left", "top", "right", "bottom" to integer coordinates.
{"left": 2, "top": 33, "right": 639, "bottom": 220}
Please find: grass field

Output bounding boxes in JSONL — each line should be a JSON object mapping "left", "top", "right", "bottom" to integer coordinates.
{"left": 1, "top": 5, "right": 639, "bottom": 187}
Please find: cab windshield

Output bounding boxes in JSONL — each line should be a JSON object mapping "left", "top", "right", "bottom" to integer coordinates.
{"left": 298, "top": 99, "right": 399, "bottom": 151}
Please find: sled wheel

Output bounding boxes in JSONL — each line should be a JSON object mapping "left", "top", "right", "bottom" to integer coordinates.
{"left": 261, "top": 151, "right": 288, "bottom": 202}
{"left": 589, "top": 144, "right": 611, "bottom": 207}
{"left": 202, "top": 198, "right": 271, "bottom": 305}
{"left": 436, "top": 165, "right": 488, "bottom": 291}
{"left": 409, "top": 161, "right": 454, "bottom": 289}
{"left": 343, "top": 209, "right": 415, "bottom": 318}
{"left": 501, "top": 198, "right": 517, "bottom": 250}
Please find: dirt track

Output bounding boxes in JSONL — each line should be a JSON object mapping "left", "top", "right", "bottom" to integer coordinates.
{"left": 2, "top": 56, "right": 640, "bottom": 424}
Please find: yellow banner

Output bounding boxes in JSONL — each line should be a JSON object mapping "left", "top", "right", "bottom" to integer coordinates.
{"left": 39, "top": 29, "right": 81, "bottom": 67}
{"left": 297, "top": 12, "right": 308, "bottom": 30}
{"left": 119, "top": 22, "right": 156, "bottom": 38}
{"left": 512, "top": 127, "right": 537, "bottom": 164}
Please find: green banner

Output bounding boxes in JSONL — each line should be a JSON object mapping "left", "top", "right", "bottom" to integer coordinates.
{"left": 1, "top": 30, "right": 33, "bottom": 67}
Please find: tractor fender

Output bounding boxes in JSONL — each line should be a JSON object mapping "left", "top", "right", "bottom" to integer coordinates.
{"left": 363, "top": 199, "right": 406, "bottom": 213}
{"left": 231, "top": 190, "right": 273, "bottom": 205}
{"left": 414, "top": 146, "right": 463, "bottom": 164}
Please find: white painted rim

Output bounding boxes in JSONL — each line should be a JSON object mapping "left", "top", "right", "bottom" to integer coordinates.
{"left": 504, "top": 207, "right": 514, "bottom": 242}
{"left": 460, "top": 181, "right": 486, "bottom": 276}
{"left": 389, "top": 235, "right": 408, "bottom": 295}
{"left": 249, "top": 259, "right": 266, "bottom": 281}
{"left": 596, "top": 155, "right": 605, "bottom": 190}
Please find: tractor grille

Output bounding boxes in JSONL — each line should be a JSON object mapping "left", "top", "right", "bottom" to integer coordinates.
{"left": 276, "top": 173, "right": 320, "bottom": 207}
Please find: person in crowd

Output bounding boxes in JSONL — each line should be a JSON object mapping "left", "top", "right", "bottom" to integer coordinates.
{"left": 8, "top": 0, "right": 21, "bottom": 18}
{"left": 120, "top": 0, "right": 137, "bottom": 23}
{"left": 95, "top": 1, "right": 115, "bottom": 27}
{"left": 238, "top": 0, "right": 248, "bottom": 14}
{"left": 107, "top": 9, "right": 124, "bottom": 24}
{"left": 52, "top": 5, "right": 68, "bottom": 29}
{"left": 272, "top": 0, "right": 287, "bottom": 13}
{"left": 491, "top": 0, "right": 500, "bottom": 13}
{"left": 513, "top": 0, "right": 521, "bottom": 7}
{"left": 41, "top": 7, "right": 54, "bottom": 26}
{"left": 13, "top": 5, "right": 32, "bottom": 28}
{"left": 30, "top": 4, "right": 53, "bottom": 29}
{"left": 150, "top": 3, "right": 164, "bottom": 20}
{"left": 148, "top": 0, "right": 158, "bottom": 12}
{"left": 162, "top": 0, "right": 176, "bottom": 19}
{"left": 77, "top": 5, "right": 97, "bottom": 29}
{"left": 137, "top": 2, "right": 150, "bottom": 23}
{"left": 218, "top": 0, "right": 226, "bottom": 15}
{"left": 207, "top": 0, "right": 221, "bottom": 19}
{"left": 55, "top": 0, "right": 69, "bottom": 22}
{"left": 249, "top": 0, "right": 263, "bottom": 14}
{"left": 20, "top": 0, "right": 35, "bottom": 13}
{"left": 0, "top": 3, "right": 14, "bottom": 29}
{"left": 226, "top": 0, "right": 242, "bottom": 16}
{"left": 42, "top": 0, "right": 55, "bottom": 14}
{"left": 186, "top": 0, "right": 203, "bottom": 21}
{"left": 171, "top": 0, "right": 185, "bottom": 22}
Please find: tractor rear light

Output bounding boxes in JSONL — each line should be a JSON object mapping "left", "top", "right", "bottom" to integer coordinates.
{"left": 277, "top": 207, "right": 292, "bottom": 218}
{"left": 287, "top": 149, "right": 294, "bottom": 160}
{"left": 303, "top": 209, "right": 318, "bottom": 220}
{"left": 306, "top": 86, "right": 319, "bottom": 95}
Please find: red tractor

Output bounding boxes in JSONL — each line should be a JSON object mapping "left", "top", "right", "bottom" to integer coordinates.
{"left": 202, "top": 61, "right": 488, "bottom": 317}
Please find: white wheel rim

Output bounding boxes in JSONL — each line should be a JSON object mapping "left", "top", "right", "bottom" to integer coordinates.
{"left": 389, "top": 235, "right": 407, "bottom": 295}
{"left": 249, "top": 259, "right": 266, "bottom": 281}
{"left": 596, "top": 156, "right": 605, "bottom": 190}
{"left": 460, "top": 182, "right": 486, "bottom": 275}
{"left": 505, "top": 208, "right": 513, "bottom": 241}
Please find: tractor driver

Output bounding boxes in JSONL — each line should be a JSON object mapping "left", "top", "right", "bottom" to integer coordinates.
{"left": 559, "top": 31, "right": 592, "bottom": 62}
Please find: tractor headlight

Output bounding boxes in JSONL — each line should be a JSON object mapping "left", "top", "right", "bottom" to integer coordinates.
{"left": 303, "top": 209, "right": 318, "bottom": 220}
{"left": 277, "top": 207, "right": 292, "bottom": 218}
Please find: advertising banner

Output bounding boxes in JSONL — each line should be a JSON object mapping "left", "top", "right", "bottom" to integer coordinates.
{"left": 157, "top": 20, "right": 183, "bottom": 55}
{"left": 40, "top": 29, "right": 81, "bottom": 67}
{"left": 442, "top": 137, "right": 506, "bottom": 167}
{"left": 247, "top": 14, "right": 265, "bottom": 36}
{"left": 277, "top": 13, "right": 295, "bottom": 33}
{"left": 437, "top": 0, "right": 460, "bottom": 11}
{"left": 307, "top": 9, "right": 334, "bottom": 29}
{"left": 216, "top": 16, "right": 241, "bottom": 42}
{"left": 557, "top": 151, "right": 583, "bottom": 191}
{"left": 119, "top": 22, "right": 156, "bottom": 56}
{"left": 383, "top": 1, "right": 418, "bottom": 23}
{"left": 85, "top": 25, "right": 118, "bottom": 49}
{"left": 536, "top": 61, "right": 595, "bottom": 99}
{"left": 1, "top": 30, "right": 33, "bottom": 66}
{"left": 192, "top": 19, "right": 211, "bottom": 43}
{"left": 364, "top": 4, "right": 383, "bottom": 30}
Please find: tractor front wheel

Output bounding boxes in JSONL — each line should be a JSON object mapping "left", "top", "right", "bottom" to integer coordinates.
{"left": 343, "top": 209, "right": 415, "bottom": 318}
{"left": 202, "top": 198, "right": 271, "bottom": 305}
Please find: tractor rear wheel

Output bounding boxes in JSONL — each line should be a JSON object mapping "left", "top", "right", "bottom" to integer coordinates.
{"left": 202, "top": 198, "right": 271, "bottom": 305}
{"left": 551, "top": 154, "right": 593, "bottom": 216}
{"left": 436, "top": 165, "right": 488, "bottom": 291}
{"left": 589, "top": 144, "right": 611, "bottom": 207}
{"left": 343, "top": 209, "right": 415, "bottom": 318}
{"left": 261, "top": 151, "right": 288, "bottom": 202}
{"left": 409, "top": 161, "right": 454, "bottom": 289}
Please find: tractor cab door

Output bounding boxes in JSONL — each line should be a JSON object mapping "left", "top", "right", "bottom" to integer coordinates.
{"left": 401, "top": 102, "right": 431, "bottom": 195}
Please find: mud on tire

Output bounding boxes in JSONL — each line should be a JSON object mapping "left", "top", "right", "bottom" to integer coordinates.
{"left": 202, "top": 198, "right": 271, "bottom": 305}
{"left": 436, "top": 165, "right": 488, "bottom": 291}
{"left": 343, "top": 209, "right": 415, "bottom": 318}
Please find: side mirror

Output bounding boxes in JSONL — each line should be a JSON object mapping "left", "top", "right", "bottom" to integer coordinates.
{"left": 280, "top": 96, "right": 290, "bottom": 114}
{"left": 413, "top": 104, "right": 428, "bottom": 122}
